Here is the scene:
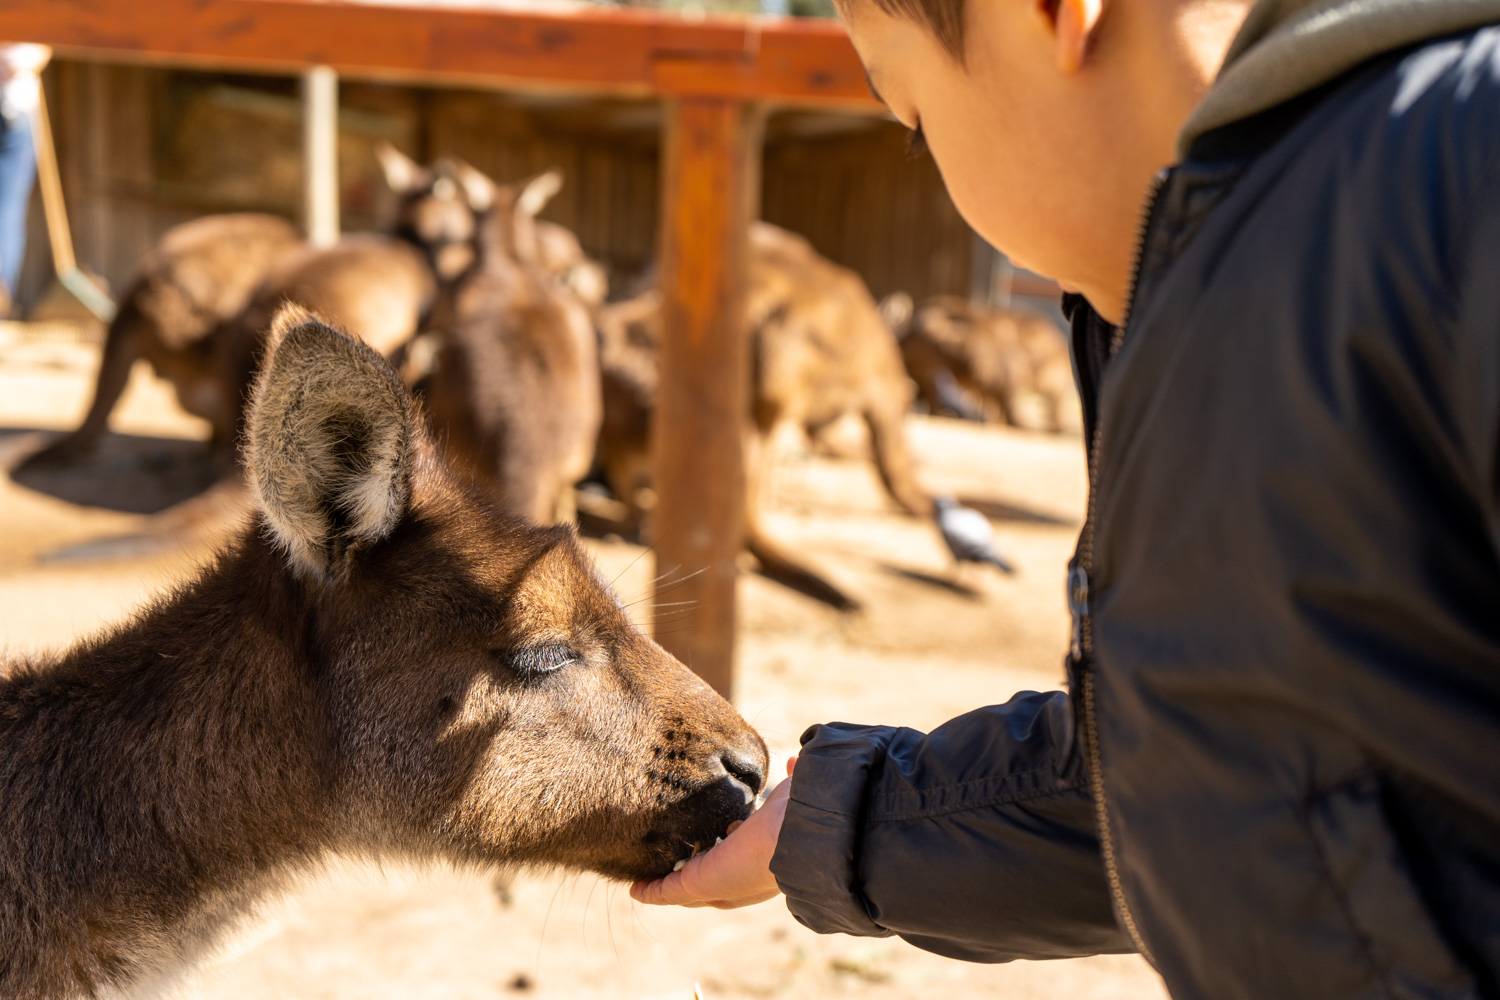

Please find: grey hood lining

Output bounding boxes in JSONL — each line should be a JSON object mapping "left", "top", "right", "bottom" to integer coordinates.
{"left": 1178, "top": 0, "right": 1500, "bottom": 157}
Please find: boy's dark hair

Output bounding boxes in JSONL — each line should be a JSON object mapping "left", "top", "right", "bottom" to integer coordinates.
{"left": 868, "top": 0, "right": 966, "bottom": 60}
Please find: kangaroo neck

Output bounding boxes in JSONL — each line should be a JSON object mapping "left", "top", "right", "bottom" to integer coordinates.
{"left": 0, "top": 534, "right": 335, "bottom": 999}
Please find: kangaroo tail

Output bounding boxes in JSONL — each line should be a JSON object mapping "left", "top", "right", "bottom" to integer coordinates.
{"left": 862, "top": 405, "right": 934, "bottom": 518}
{"left": 744, "top": 521, "right": 861, "bottom": 612}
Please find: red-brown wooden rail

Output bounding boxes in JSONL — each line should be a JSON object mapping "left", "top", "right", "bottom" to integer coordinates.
{"left": 0, "top": 0, "right": 884, "bottom": 698}
{"left": 0, "top": 1, "right": 880, "bottom": 107}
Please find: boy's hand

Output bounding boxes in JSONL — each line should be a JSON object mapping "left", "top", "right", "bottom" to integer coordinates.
{"left": 630, "top": 758, "right": 795, "bottom": 909}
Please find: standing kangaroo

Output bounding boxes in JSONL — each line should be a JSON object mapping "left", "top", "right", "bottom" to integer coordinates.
{"left": 0, "top": 307, "right": 767, "bottom": 1000}
{"left": 418, "top": 165, "right": 603, "bottom": 526}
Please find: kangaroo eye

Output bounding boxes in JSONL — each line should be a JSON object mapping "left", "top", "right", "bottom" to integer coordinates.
{"left": 507, "top": 644, "right": 578, "bottom": 676}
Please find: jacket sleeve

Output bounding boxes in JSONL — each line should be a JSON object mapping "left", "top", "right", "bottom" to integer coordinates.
{"left": 1463, "top": 154, "right": 1500, "bottom": 540}
{"left": 768, "top": 689, "right": 1134, "bottom": 963}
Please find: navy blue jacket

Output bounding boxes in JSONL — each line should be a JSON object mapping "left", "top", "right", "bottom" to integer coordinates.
{"left": 770, "top": 26, "right": 1500, "bottom": 1000}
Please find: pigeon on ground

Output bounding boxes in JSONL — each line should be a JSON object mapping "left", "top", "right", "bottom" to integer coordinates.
{"left": 934, "top": 496, "right": 1016, "bottom": 574}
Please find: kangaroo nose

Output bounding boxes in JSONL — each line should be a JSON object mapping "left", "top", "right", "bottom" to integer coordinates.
{"left": 719, "top": 746, "right": 767, "bottom": 797}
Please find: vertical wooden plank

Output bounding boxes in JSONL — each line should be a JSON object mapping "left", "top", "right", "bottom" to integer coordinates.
{"left": 652, "top": 97, "right": 761, "bottom": 699}
{"left": 302, "top": 65, "right": 339, "bottom": 247}
{"left": 111, "top": 65, "right": 159, "bottom": 289}
{"left": 79, "top": 62, "right": 111, "bottom": 283}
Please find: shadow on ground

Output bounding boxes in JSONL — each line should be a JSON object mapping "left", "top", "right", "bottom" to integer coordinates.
{"left": 954, "top": 495, "right": 1077, "bottom": 527}
{"left": 878, "top": 564, "right": 985, "bottom": 600}
{"left": 2, "top": 427, "right": 220, "bottom": 514}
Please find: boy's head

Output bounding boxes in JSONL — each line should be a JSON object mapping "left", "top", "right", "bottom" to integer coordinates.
{"left": 836, "top": 0, "right": 1252, "bottom": 324}
{"left": 861, "top": 0, "right": 968, "bottom": 60}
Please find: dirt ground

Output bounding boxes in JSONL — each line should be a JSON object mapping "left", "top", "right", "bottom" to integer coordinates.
{"left": 0, "top": 322, "right": 1168, "bottom": 1000}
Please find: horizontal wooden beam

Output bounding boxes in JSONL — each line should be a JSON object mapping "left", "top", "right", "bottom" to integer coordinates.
{"left": 0, "top": 1, "right": 883, "bottom": 109}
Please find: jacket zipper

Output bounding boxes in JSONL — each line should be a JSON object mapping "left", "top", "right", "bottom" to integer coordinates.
{"left": 1070, "top": 167, "right": 1172, "bottom": 963}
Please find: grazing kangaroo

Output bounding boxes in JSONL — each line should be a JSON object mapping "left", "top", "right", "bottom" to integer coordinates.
{"left": 596, "top": 222, "right": 933, "bottom": 609}
{"left": 418, "top": 165, "right": 603, "bottom": 526}
{"left": 20, "top": 214, "right": 304, "bottom": 466}
{"left": 0, "top": 307, "right": 767, "bottom": 1000}
{"left": 898, "top": 295, "right": 1080, "bottom": 434}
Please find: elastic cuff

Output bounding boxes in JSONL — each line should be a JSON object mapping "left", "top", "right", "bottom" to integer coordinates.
{"left": 769, "top": 722, "right": 902, "bottom": 937}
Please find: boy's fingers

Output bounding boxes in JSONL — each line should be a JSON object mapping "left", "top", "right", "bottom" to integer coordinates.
{"left": 631, "top": 769, "right": 794, "bottom": 909}
{"left": 630, "top": 846, "right": 751, "bottom": 908}
{"left": 630, "top": 871, "right": 694, "bottom": 906}
{"left": 631, "top": 852, "right": 719, "bottom": 907}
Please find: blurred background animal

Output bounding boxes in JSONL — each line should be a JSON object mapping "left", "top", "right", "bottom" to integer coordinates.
{"left": 897, "top": 294, "right": 1081, "bottom": 434}
{"left": 416, "top": 165, "right": 603, "bottom": 526}
{"left": 934, "top": 495, "right": 1015, "bottom": 576}
{"left": 595, "top": 222, "right": 940, "bottom": 609}
{"left": 19, "top": 213, "right": 303, "bottom": 466}
{"left": 18, "top": 144, "right": 481, "bottom": 473}
{"left": 534, "top": 216, "right": 609, "bottom": 310}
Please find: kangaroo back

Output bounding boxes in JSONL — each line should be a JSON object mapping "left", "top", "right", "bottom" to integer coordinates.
{"left": 420, "top": 167, "right": 603, "bottom": 525}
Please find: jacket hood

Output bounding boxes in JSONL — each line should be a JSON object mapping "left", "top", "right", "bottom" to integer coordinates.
{"left": 1178, "top": 0, "right": 1500, "bottom": 156}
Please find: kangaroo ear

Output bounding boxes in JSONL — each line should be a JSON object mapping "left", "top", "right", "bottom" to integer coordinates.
{"left": 879, "top": 291, "right": 914, "bottom": 334}
{"left": 516, "top": 168, "right": 563, "bottom": 217}
{"left": 245, "top": 305, "right": 418, "bottom": 579}
{"left": 376, "top": 142, "right": 430, "bottom": 194}
{"left": 451, "top": 159, "right": 497, "bottom": 213}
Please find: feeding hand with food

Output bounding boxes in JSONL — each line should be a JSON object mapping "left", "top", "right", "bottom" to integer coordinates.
{"left": 631, "top": 758, "right": 795, "bottom": 909}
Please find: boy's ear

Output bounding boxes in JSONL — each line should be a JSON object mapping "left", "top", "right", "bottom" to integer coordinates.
{"left": 1052, "top": 0, "right": 1104, "bottom": 73}
{"left": 245, "top": 305, "right": 418, "bottom": 580}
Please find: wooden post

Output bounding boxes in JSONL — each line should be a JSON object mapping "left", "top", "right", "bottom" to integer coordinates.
{"left": 301, "top": 65, "right": 339, "bottom": 248}
{"left": 652, "top": 97, "right": 762, "bottom": 699}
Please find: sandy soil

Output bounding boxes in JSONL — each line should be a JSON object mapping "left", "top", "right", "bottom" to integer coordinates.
{"left": 0, "top": 323, "right": 1168, "bottom": 1000}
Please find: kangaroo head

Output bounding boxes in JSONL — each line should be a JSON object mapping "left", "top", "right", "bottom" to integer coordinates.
{"left": 446, "top": 159, "right": 563, "bottom": 271}
{"left": 245, "top": 305, "right": 767, "bottom": 880}
{"left": 378, "top": 144, "right": 485, "bottom": 281}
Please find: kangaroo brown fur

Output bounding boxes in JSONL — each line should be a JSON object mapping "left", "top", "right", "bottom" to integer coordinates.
{"left": 535, "top": 218, "right": 609, "bottom": 309}
{"left": 179, "top": 148, "right": 489, "bottom": 460}
{"left": 594, "top": 288, "right": 661, "bottom": 524}
{"left": 21, "top": 147, "right": 475, "bottom": 475}
{"left": 0, "top": 307, "right": 766, "bottom": 1000}
{"left": 21, "top": 214, "right": 304, "bottom": 466}
{"left": 596, "top": 223, "right": 933, "bottom": 609}
{"left": 898, "top": 295, "right": 1080, "bottom": 433}
{"left": 744, "top": 224, "right": 933, "bottom": 519}
{"left": 196, "top": 232, "right": 438, "bottom": 462}
{"left": 418, "top": 166, "right": 603, "bottom": 526}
